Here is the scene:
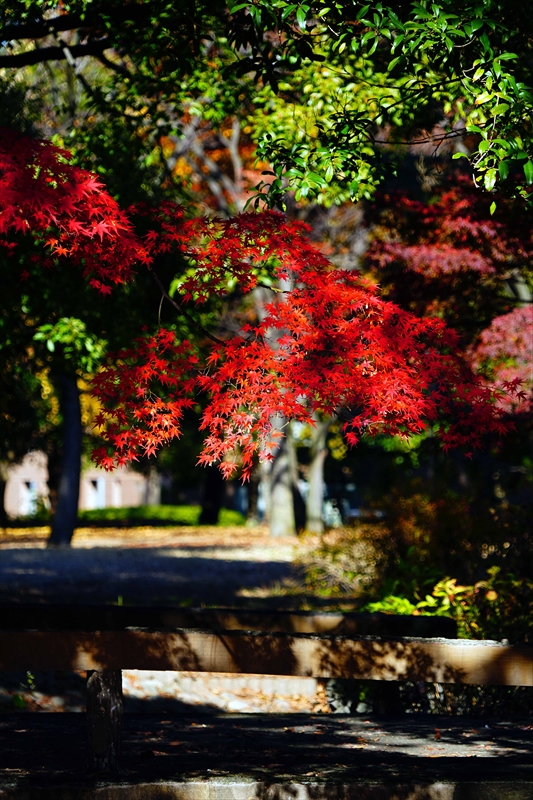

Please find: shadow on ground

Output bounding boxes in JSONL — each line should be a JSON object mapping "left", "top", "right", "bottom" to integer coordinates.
{"left": 0, "top": 547, "right": 297, "bottom": 606}
{"left": 2, "top": 712, "right": 533, "bottom": 789}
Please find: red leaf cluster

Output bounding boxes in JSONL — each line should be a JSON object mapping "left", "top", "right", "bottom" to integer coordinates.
{"left": 90, "top": 210, "right": 511, "bottom": 478}
{"left": 368, "top": 177, "right": 533, "bottom": 280}
{"left": 0, "top": 128, "right": 146, "bottom": 291}
{"left": 1, "top": 131, "right": 515, "bottom": 477}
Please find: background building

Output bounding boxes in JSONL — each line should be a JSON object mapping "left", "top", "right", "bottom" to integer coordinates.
{"left": 4, "top": 451, "right": 149, "bottom": 519}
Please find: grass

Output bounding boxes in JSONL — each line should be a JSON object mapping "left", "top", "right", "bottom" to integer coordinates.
{"left": 13, "top": 505, "right": 246, "bottom": 527}
{"left": 78, "top": 504, "right": 246, "bottom": 526}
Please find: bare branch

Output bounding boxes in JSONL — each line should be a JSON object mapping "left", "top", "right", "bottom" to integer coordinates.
{"left": 0, "top": 39, "right": 112, "bottom": 69}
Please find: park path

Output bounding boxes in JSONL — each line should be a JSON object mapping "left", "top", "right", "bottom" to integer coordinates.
{"left": 0, "top": 525, "right": 299, "bottom": 606}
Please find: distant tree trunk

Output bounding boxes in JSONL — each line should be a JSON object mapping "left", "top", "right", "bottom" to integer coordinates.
{"left": 86, "top": 670, "right": 122, "bottom": 775}
{"left": 306, "top": 418, "right": 331, "bottom": 534}
{"left": 46, "top": 439, "right": 62, "bottom": 517}
{"left": 144, "top": 462, "right": 161, "bottom": 505}
{"left": 269, "top": 438, "right": 295, "bottom": 536}
{"left": 246, "top": 460, "right": 260, "bottom": 526}
{"left": 47, "top": 374, "right": 82, "bottom": 548}
{"left": 0, "top": 461, "right": 9, "bottom": 528}
{"left": 269, "top": 419, "right": 305, "bottom": 536}
{"left": 199, "top": 464, "right": 225, "bottom": 525}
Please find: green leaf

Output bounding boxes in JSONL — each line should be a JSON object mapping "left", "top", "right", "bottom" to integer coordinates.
{"left": 484, "top": 168, "right": 497, "bottom": 191}
{"left": 306, "top": 171, "right": 327, "bottom": 185}
{"left": 489, "top": 201, "right": 497, "bottom": 215}
{"left": 296, "top": 7, "right": 307, "bottom": 27}
{"left": 498, "top": 160, "right": 509, "bottom": 180}
{"left": 468, "top": 18, "right": 483, "bottom": 33}
{"left": 523, "top": 161, "right": 533, "bottom": 185}
{"left": 281, "top": 4, "right": 298, "bottom": 20}
{"left": 491, "top": 103, "right": 510, "bottom": 116}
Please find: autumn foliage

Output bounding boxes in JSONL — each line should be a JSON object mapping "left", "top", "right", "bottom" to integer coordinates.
{"left": 365, "top": 176, "right": 532, "bottom": 415}
{"left": 469, "top": 306, "right": 533, "bottom": 414}
{"left": 2, "top": 130, "right": 520, "bottom": 478}
{"left": 0, "top": 128, "right": 146, "bottom": 292}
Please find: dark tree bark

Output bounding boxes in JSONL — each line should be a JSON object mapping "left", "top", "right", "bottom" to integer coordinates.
{"left": 86, "top": 670, "right": 123, "bottom": 775}
{"left": 45, "top": 440, "right": 62, "bottom": 518}
{"left": 47, "top": 374, "right": 82, "bottom": 548}
{"left": 246, "top": 461, "right": 260, "bottom": 525}
{"left": 199, "top": 464, "right": 225, "bottom": 525}
{"left": 0, "top": 462, "right": 8, "bottom": 528}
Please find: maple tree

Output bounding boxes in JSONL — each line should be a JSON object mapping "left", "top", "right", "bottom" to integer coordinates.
{"left": 1, "top": 2, "right": 529, "bottom": 554}
{"left": 1, "top": 129, "right": 519, "bottom": 505}
{"left": 469, "top": 306, "right": 533, "bottom": 416}
{"left": 364, "top": 174, "right": 533, "bottom": 410}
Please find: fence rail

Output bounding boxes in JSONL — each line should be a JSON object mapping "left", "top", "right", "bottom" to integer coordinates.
{"left": 2, "top": 627, "right": 532, "bottom": 686}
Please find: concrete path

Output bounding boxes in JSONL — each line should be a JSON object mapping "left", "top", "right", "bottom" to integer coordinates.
{"left": 1, "top": 713, "right": 533, "bottom": 798}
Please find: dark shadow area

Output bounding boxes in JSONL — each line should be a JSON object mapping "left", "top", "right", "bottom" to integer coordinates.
{"left": 2, "top": 712, "right": 533, "bottom": 790}
{"left": 0, "top": 548, "right": 296, "bottom": 605}
{"left": 0, "top": 604, "right": 457, "bottom": 637}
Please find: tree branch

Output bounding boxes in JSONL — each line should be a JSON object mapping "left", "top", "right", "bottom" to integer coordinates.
{"left": 0, "top": 39, "right": 111, "bottom": 69}
{"left": 146, "top": 264, "right": 224, "bottom": 345}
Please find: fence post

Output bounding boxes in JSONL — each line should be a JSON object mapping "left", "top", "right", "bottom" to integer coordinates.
{"left": 86, "top": 670, "right": 123, "bottom": 774}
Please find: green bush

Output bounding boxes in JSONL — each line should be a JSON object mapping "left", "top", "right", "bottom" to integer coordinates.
{"left": 363, "top": 568, "right": 533, "bottom": 643}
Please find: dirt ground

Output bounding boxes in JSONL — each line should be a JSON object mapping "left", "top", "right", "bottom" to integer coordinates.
{"left": 0, "top": 524, "right": 302, "bottom": 607}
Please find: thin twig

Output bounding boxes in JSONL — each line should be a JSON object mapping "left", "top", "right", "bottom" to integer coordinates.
{"left": 146, "top": 264, "right": 224, "bottom": 345}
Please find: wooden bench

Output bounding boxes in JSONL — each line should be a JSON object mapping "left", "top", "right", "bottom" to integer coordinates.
{"left": 2, "top": 605, "right": 532, "bottom": 774}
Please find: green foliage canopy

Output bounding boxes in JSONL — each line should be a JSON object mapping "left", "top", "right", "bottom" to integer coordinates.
{"left": 2, "top": 1, "right": 532, "bottom": 205}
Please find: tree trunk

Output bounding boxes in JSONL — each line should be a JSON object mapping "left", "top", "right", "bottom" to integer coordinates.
{"left": 0, "top": 461, "right": 9, "bottom": 529}
{"left": 306, "top": 418, "right": 331, "bottom": 534}
{"left": 246, "top": 461, "right": 260, "bottom": 526}
{"left": 46, "top": 439, "right": 62, "bottom": 518}
{"left": 269, "top": 438, "right": 295, "bottom": 536}
{"left": 269, "top": 419, "right": 305, "bottom": 536}
{"left": 144, "top": 462, "right": 161, "bottom": 505}
{"left": 86, "top": 670, "right": 123, "bottom": 775}
{"left": 47, "top": 374, "right": 82, "bottom": 548}
{"left": 199, "top": 464, "right": 225, "bottom": 525}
